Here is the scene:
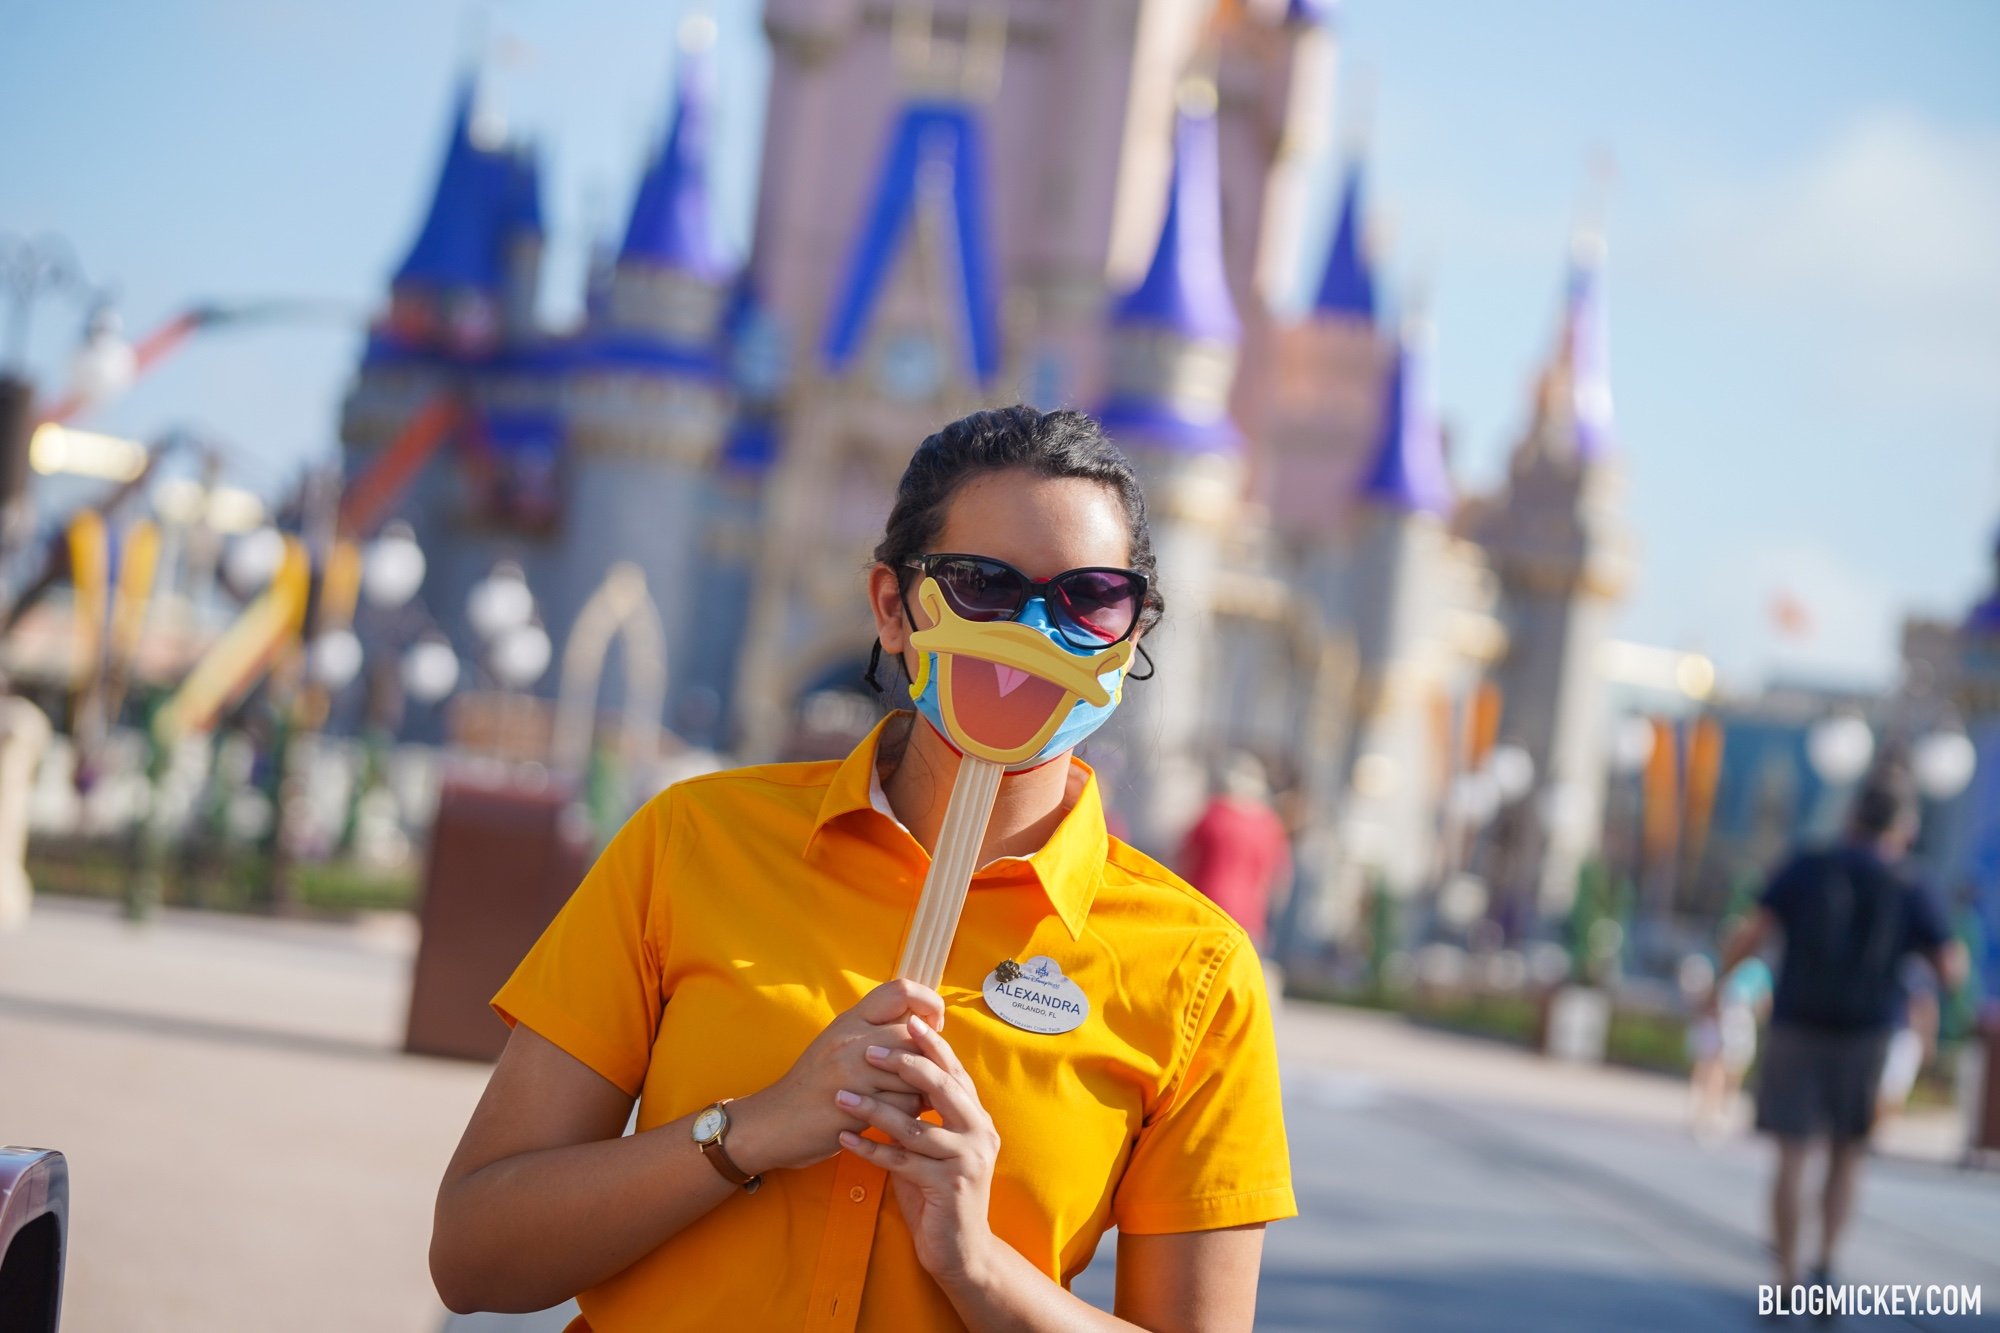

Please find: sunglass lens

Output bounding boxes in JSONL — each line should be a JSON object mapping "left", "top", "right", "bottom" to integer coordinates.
{"left": 1051, "top": 570, "right": 1140, "bottom": 646}
{"left": 932, "top": 557, "right": 1022, "bottom": 622}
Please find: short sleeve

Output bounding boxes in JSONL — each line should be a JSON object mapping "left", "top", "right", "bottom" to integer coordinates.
{"left": 1112, "top": 935, "right": 1297, "bottom": 1235}
{"left": 1758, "top": 854, "right": 1809, "bottom": 925}
{"left": 1905, "top": 884, "right": 1951, "bottom": 956}
{"left": 490, "top": 790, "right": 674, "bottom": 1097}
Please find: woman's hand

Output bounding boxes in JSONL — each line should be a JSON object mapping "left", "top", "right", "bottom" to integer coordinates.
{"left": 835, "top": 1012, "right": 1002, "bottom": 1285}
{"left": 732, "top": 979, "right": 942, "bottom": 1175}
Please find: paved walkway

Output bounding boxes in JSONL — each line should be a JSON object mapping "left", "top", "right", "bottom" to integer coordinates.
{"left": 1, "top": 898, "right": 1992, "bottom": 1332}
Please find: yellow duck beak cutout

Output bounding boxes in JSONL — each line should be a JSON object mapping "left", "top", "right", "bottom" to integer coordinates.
{"left": 905, "top": 577, "right": 1135, "bottom": 768}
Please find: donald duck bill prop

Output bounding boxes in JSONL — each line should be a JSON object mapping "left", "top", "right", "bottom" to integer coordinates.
{"left": 891, "top": 575, "right": 1136, "bottom": 988}
{"left": 905, "top": 576, "right": 1136, "bottom": 770}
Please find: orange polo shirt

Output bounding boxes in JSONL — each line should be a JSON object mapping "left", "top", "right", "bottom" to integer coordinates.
{"left": 492, "top": 713, "right": 1295, "bottom": 1332}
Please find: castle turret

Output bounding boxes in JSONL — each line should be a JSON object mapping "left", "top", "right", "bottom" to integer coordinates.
{"left": 342, "top": 74, "right": 531, "bottom": 456}
{"left": 1258, "top": 151, "right": 1391, "bottom": 554}
{"left": 500, "top": 147, "right": 545, "bottom": 340}
{"left": 566, "top": 29, "right": 734, "bottom": 467}
{"left": 1475, "top": 229, "right": 1634, "bottom": 918}
{"left": 1944, "top": 525, "right": 2000, "bottom": 987}
{"left": 387, "top": 76, "right": 516, "bottom": 360}
{"left": 1314, "top": 160, "right": 1376, "bottom": 322}
{"left": 1211, "top": 0, "right": 1338, "bottom": 450}
{"left": 1316, "top": 315, "right": 1461, "bottom": 908}
{"left": 551, "top": 23, "right": 738, "bottom": 730}
{"left": 1097, "top": 89, "right": 1245, "bottom": 852}
{"left": 678, "top": 278, "right": 788, "bottom": 749}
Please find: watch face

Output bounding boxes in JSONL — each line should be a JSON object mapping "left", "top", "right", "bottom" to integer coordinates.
{"left": 692, "top": 1105, "right": 726, "bottom": 1144}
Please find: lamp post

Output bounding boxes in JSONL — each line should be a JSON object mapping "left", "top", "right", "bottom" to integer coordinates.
{"left": 0, "top": 234, "right": 122, "bottom": 576}
{"left": 1805, "top": 711, "right": 1875, "bottom": 838}
{"left": 465, "top": 560, "right": 550, "bottom": 757}
{"left": 1913, "top": 729, "right": 1977, "bottom": 804}
{"left": 333, "top": 524, "right": 458, "bottom": 859}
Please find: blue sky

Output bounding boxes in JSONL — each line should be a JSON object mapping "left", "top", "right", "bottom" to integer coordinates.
{"left": 3, "top": 0, "right": 1996, "bottom": 691}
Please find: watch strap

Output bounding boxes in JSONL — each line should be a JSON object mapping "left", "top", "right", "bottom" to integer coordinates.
{"left": 697, "top": 1100, "right": 762, "bottom": 1193}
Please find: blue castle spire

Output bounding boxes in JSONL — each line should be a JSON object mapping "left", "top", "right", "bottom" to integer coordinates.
{"left": 1113, "top": 99, "right": 1240, "bottom": 345}
{"left": 1286, "top": 0, "right": 1338, "bottom": 26}
{"left": 620, "top": 43, "right": 730, "bottom": 279}
{"left": 502, "top": 147, "right": 544, "bottom": 238}
{"left": 1356, "top": 317, "right": 1453, "bottom": 517}
{"left": 1313, "top": 159, "right": 1376, "bottom": 322}
{"left": 1098, "top": 93, "right": 1242, "bottom": 455}
{"left": 1565, "top": 232, "right": 1614, "bottom": 461}
{"left": 396, "top": 76, "right": 514, "bottom": 293}
{"left": 1967, "top": 522, "right": 2000, "bottom": 633}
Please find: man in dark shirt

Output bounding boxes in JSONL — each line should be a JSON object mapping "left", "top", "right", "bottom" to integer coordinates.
{"left": 1715, "top": 776, "right": 1966, "bottom": 1298}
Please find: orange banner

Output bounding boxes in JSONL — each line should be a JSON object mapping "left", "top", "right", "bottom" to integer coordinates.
{"left": 1642, "top": 716, "right": 1679, "bottom": 862}
{"left": 1681, "top": 714, "right": 1725, "bottom": 880}
{"left": 65, "top": 511, "right": 108, "bottom": 691}
{"left": 1466, "top": 680, "right": 1502, "bottom": 772}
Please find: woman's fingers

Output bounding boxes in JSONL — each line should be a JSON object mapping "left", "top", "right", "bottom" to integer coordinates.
{"left": 838, "top": 1129, "right": 918, "bottom": 1174}
{"left": 907, "top": 1014, "right": 972, "bottom": 1085}
{"left": 908, "top": 1016, "right": 976, "bottom": 1088}
{"left": 853, "top": 979, "right": 945, "bottom": 1030}
{"left": 864, "top": 1043, "right": 980, "bottom": 1132}
{"left": 834, "top": 1089, "right": 955, "bottom": 1160}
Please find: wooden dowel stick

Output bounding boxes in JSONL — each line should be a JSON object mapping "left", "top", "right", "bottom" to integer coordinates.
{"left": 895, "top": 754, "right": 1004, "bottom": 990}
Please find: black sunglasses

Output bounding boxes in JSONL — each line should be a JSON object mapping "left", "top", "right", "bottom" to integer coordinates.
{"left": 901, "top": 553, "right": 1148, "bottom": 651}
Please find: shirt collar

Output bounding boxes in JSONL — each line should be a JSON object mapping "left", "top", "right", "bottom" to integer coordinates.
{"left": 807, "top": 712, "right": 1106, "bottom": 939}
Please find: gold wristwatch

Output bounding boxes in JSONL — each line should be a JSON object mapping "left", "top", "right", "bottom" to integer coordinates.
{"left": 692, "top": 1099, "right": 762, "bottom": 1193}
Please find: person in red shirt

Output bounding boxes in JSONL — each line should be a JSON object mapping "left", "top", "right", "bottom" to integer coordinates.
{"left": 1176, "top": 753, "right": 1293, "bottom": 952}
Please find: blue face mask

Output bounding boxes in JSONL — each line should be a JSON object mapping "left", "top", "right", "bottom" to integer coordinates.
{"left": 908, "top": 595, "right": 1127, "bottom": 772}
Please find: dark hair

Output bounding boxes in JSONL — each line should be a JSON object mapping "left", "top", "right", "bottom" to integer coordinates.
{"left": 871, "top": 405, "right": 1166, "bottom": 635}
{"left": 1848, "top": 770, "right": 1918, "bottom": 840}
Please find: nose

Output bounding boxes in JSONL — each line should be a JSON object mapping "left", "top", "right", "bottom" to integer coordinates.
{"left": 1015, "top": 595, "right": 1081, "bottom": 651}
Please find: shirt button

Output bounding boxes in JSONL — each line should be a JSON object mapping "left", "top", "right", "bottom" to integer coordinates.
{"left": 849, "top": 1185, "right": 867, "bottom": 1203}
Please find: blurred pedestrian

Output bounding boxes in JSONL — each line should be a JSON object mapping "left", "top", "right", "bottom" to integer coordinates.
{"left": 1874, "top": 960, "right": 1938, "bottom": 1128}
{"left": 1684, "top": 952, "right": 1771, "bottom": 1142}
{"left": 1713, "top": 774, "right": 1967, "bottom": 1300}
{"left": 1177, "top": 752, "right": 1293, "bottom": 954}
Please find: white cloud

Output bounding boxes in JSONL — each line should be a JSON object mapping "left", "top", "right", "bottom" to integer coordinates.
{"left": 1676, "top": 107, "right": 2000, "bottom": 404}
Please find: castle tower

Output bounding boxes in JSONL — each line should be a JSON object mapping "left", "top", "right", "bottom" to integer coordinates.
{"left": 735, "top": 75, "right": 1007, "bottom": 760}
{"left": 1474, "top": 230, "right": 1634, "bottom": 917}
{"left": 343, "top": 74, "right": 529, "bottom": 454}
{"left": 1096, "top": 88, "right": 1244, "bottom": 852}
{"left": 1945, "top": 526, "right": 2000, "bottom": 994}
{"left": 339, "top": 71, "right": 556, "bottom": 679}
{"left": 1259, "top": 150, "right": 1392, "bottom": 558}
{"left": 676, "top": 279, "right": 787, "bottom": 749}
{"left": 731, "top": 1, "right": 1238, "bottom": 761}
{"left": 553, "top": 22, "right": 738, "bottom": 725}
{"left": 1327, "top": 313, "right": 1456, "bottom": 884}
{"left": 500, "top": 148, "right": 545, "bottom": 340}
{"left": 1210, "top": 0, "right": 1338, "bottom": 451}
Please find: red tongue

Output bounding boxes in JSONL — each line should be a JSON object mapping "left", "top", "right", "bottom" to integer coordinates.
{"left": 952, "top": 655, "right": 1069, "bottom": 753}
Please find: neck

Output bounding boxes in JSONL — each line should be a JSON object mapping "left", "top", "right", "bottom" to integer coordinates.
{"left": 882, "top": 714, "right": 1075, "bottom": 866}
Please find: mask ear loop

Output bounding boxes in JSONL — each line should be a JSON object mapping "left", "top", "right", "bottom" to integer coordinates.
{"left": 1126, "top": 641, "right": 1156, "bottom": 682}
{"left": 862, "top": 639, "right": 885, "bottom": 695}
{"left": 863, "top": 568, "right": 926, "bottom": 697}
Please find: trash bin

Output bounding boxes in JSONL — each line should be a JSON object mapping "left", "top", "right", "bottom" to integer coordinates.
{"left": 0, "top": 1146, "right": 67, "bottom": 1333}
{"left": 404, "top": 769, "right": 592, "bottom": 1062}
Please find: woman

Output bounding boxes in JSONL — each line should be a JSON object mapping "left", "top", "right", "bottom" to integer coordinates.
{"left": 431, "top": 407, "right": 1295, "bottom": 1331}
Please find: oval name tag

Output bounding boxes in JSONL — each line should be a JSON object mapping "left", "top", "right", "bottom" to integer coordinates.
{"left": 981, "top": 955, "right": 1090, "bottom": 1035}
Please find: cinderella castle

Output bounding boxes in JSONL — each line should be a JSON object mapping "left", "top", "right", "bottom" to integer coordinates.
{"left": 340, "top": 0, "right": 1633, "bottom": 946}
